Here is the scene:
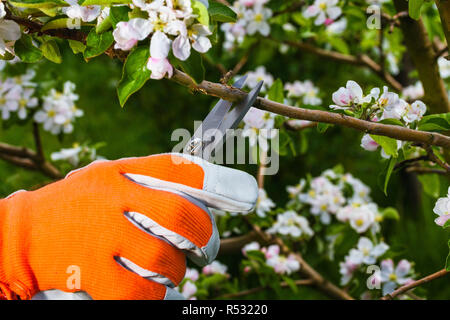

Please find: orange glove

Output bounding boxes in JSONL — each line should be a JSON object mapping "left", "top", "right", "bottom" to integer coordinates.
{"left": 0, "top": 153, "right": 257, "bottom": 300}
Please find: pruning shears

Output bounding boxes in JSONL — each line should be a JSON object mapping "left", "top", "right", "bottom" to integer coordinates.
{"left": 183, "top": 76, "right": 264, "bottom": 161}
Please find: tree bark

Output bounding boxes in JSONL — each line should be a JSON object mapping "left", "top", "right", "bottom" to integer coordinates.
{"left": 394, "top": 0, "right": 450, "bottom": 113}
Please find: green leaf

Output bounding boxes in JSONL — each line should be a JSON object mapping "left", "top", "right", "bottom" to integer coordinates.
{"left": 117, "top": 46, "right": 151, "bottom": 107}
{"left": 281, "top": 276, "right": 299, "bottom": 294}
{"left": 381, "top": 207, "right": 400, "bottom": 220}
{"left": 109, "top": 6, "right": 131, "bottom": 28}
{"left": 193, "top": 0, "right": 209, "bottom": 26}
{"left": 83, "top": 29, "right": 114, "bottom": 60}
{"left": 317, "top": 123, "right": 332, "bottom": 133}
{"left": 370, "top": 135, "right": 398, "bottom": 158}
{"left": 409, "top": 0, "right": 424, "bottom": 20}
{"left": 68, "top": 39, "right": 86, "bottom": 54}
{"left": 96, "top": 15, "right": 113, "bottom": 33}
{"left": 9, "top": 0, "right": 65, "bottom": 8}
{"left": 378, "top": 156, "right": 397, "bottom": 195}
{"left": 378, "top": 118, "right": 405, "bottom": 127}
{"left": 176, "top": 51, "right": 205, "bottom": 84}
{"left": 14, "top": 35, "right": 42, "bottom": 63}
{"left": 327, "top": 36, "right": 349, "bottom": 55}
{"left": 267, "top": 79, "right": 284, "bottom": 103}
{"left": 443, "top": 220, "right": 450, "bottom": 229}
{"left": 417, "top": 174, "right": 441, "bottom": 198}
{"left": 418, "top": 113, "right": 450, "bottom": 132}
{"left": 208, "top": 0, "right": 237, "bottom": 23}
{"left": 41, "top": 40, "right": 62, "bottom": 63}
{"left": 41, "top": 17, "right": 75, "bottom": 31}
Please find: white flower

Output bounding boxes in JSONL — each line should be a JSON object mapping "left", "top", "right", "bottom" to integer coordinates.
{"left": 245, "top": 5, "right": 272, "bottom": 36}
{"left": 0, "top": 3, "right": 21, "bottom": 56}
{"left": 326, "top": 18, "right": 347, "bottom": 34}
{"left": 113, "top": 19, "right": 152, "bottom": 51}
{"left": 337, "top": 203, "right": 376, "bottom": 233}
{"left": 172, "top": 24, "right": 212, "bottom": 60}
{"left": 402, "top": 100, "right": 426, "bottom": 124}
{"left": 339, "top": 255, "right": 360, "bottom": 285}
{"left": 361, "top": 134, "right": 379, "bottom": 152}
{"left": 202, "top": 260, "right": 228, "bottom": 275}
{"left": 63, "top": 0, "right": 101, "bottom": 22}
{"left": 348, "top": 237, "right": 389, "bottom": 265}
{"left": 181, "top": 281, "right": 197, "bottom": 299}
{"left": 402, "top": 82, "right": 423, "bottom": 101}
{"left": 242, "top": 241, "right": 261, "bottom": 256}
{"left": 286, "top": 179, "right": 306, "bottom": 199}
{"left": 16, "top": 88, "right": 38, "bottom": 119}
{"left": 0, "top": 83, "right": 20, "bottom": 120}
{"left": 330, "top": 80, "right": 371, "bottom": 110}
{"left": 34, "top": 81, "right": 83, "bottom": 135}
{"left": 268, "top": 210, "right": 314, "bottom": 238}
{"left": 184, "top": 268, "right": 199, "bottom": 282}
{"left": 380, "top": 259, "right": 413, "bottom": 295}
{"left": 438, "top": 56, "right": 450, "bottom": 79}
{"left": 255, "top": 188, "right": 275, "bottom": 217}
{"left": 285, "top": 80, "right": 322, "bottom": 106}
{"left": 245, "top": 66, "right": 274, "bottom": 92}
{"left": 303, "top": 0, "right": 342, "bottom": 26}
{"left": 51, "top": 144, "right": 98, "bottom": 167}
{"left": 147, "top": 57, "right": 173, "bottom": 79}
{"left": 433, "top": 187, "right": 450, "bottom": 227}
{"left": 266, "top": 253, "right": 300, "bottom": 275}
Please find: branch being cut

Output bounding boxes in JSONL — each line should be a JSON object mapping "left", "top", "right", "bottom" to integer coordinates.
{"left": 170, "top": 69, "right": 450, "bottom": 149}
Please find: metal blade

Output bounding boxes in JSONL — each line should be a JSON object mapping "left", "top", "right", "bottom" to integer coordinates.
{"left": 218, "top": 80, "right": 263, "bottom": 133}
{"left": 184, "top": 75, "right": 248, "bottom": 156}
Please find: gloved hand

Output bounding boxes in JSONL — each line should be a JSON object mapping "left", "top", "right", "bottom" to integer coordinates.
{"left": 0, "top": 153, "right": 258, "bottom": 300}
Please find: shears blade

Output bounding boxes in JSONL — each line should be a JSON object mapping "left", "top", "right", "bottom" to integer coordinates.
{"left": 183, "top": 77, "right": 263, "bottom": 161}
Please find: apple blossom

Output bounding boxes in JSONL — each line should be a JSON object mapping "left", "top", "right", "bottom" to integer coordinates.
{"left": 336, "top": 203, "right": 376, "bottom": 233}
{"left": 433, "top": 187, "right": 450, "bottom": 227}
{"left": 185, "top": 268, "right": 199, "bottom": 282}
{"left": 330, "top": 80, "right": 371, "bottom": 110}
{"left": 267, "top": 210, "right": 314, "bottom": 238}
{"left": 339, "top": 255, "right": 360, "bottom": 285}
{"left": 402, "top": 81, "right": 424, "bottom": 101}
{"left": 402, "top": 100, "right": 426, "bottom": 124}
{"left": 303, "top": 0, "right": 342, "bottom": 26}
{"left": 255, "top": 188, "right": 275, "bottom": 218}
{"left": 180, "top": 281, "right": 197, "bottom": 299}
{"left": 0, "top": 3, "right": 21, "bottom": 56}
{"left": 63, "top": 0, "right": 101, "bottom": 22}
{"left": 266, "top": 253, "right": 300, "bottom": 275}
{"left": 380, "top": 259, "right": 413, "bottom": 295}
{"left": 202, "top": 260, "right": 228, "bottom": 275}
{"left": 361, "top": 134, "right": 379, "bottom": 152}
{"left": 348, "top": 237, "right": 389, "bottom": 265}
{"left": 245, "top": 4, "right": 272, "bottom": 36}
{"left": 245, "top": 66, "right": 274, "bottom": 93}
{"left": 242, "top": 241, "right": 261, "bottom": 256}
{"left": 438, "top": 56, "right": 450, "bottom": 79}
{"left": 34, "top": 81, "right": 83, "bottom": 135}
{"left": 113, "top": 19, "right": 153, "bottom": 51}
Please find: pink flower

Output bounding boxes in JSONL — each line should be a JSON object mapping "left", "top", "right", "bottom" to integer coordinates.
{"left": 360, "top": 134, "right": 379, "bottom": 151}
{"left": 147, "top": 57, "right": 173, "bottom": 80}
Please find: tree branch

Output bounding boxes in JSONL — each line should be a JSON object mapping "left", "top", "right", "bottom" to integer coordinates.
{"left": 219, "top": 231, "right": 264, "bottom": 255}
{"left": 393, "top": 0, "right": 450, "bottom": 113}
{"left": 381, "top": 269, "right": 449, "bottom": 300}
{"left": 276, "top": 38, "right": 403, "bottom": 91}
{"left": 0, "top": 142, "right": 62, "bottom": 179}
{"left": 170, "top": 69, "right": 450, "bottom": 149}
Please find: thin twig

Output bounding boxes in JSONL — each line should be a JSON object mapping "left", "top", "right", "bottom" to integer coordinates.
{"left": 274, "top": 38, "right": 403, "bottom": 91}
{"left": 381, "top": 269, "right": 449, "bottom": 300}
{"left": 423, "top": 145, "right": 450, "bottom": 172}
{"left": 405, "top": 166, "right": 449, "bottom": 175}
